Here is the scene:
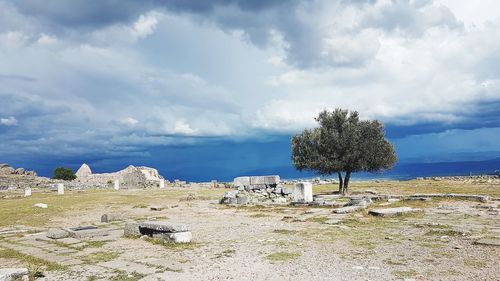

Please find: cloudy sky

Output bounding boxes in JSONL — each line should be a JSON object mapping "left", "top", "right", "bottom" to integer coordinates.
{"left": 1, "top": 0, "right": 499, "bottom": 180}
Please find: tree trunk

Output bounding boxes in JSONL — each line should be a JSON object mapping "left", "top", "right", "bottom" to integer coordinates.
{"left": 343, "top": 171, "right": 352, "bottom": 194}
{"left": 337, "top": 171, "right": 343, "bottom": 194}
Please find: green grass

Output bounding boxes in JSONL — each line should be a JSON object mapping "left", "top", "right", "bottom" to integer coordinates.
{"left": 464, "top": 259, "right": 488, "bottom": 268}
{"left": 265, "top": 251, "right": 301, "bottom": 262}
{"left": 0, "top": 189, "right": 225, "bottom": 227}
{"left": 0, "top": 248, "right": 67, "bottom": 271}
{"left": 305, "top": 216, "right": 329, "bottom": 224}
{"left": 249, "top": 213, "right": 270, "bottom": 218}
{"left": 81, "top": 251, "right": 120, "bottom": 264}
{"left": 313, "top": 180, "right": 500, "bottom": 197}
{"left": 424, "top": 229, "right": 465, "bottom": 237}
{"left": 109, "top": 270, "right": 145, "bottom": 281}
{"left": 144, "top": 237, "right": 200, "bottom": 251}
{"left": 215, "top": 249, "right": 236, "bottom": 258}
{"left": 273, "top": 229, "right": 298, "bottom": 235}
{"left": 392, "top": 269, "right": 417, "bottom": 278}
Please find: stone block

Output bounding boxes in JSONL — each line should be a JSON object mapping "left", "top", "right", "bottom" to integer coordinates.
{"left": 282, "top": 187, "right": 294, "bottom": 195}
{"left": 224, "top": 190, "right": 238, "bottom": 198}
{"left": 368, "top": 207, "right": 422, "bottom": 217}
{"left": 0, "top": 268, "right": 28, "bottom": 281}
{"left": 237, "top": 196, "right": 249, "bottom": 205}
{"left": 153, "top": 231, "right": 192, "bottom": 243}
{"left": 57, "top": 183, "right": 64, "bottom": 195}
{"left": 33, "top": 203, "right": 48, "bottom": 209}
{"left": 124, "top": 222, "right": 141, "bottom": 237}
{"left": 24, "top": 188, "right": 31, "bottom": 197}
{"left": 138, "top": 221, "right": 190, "bottom": 233}
{"left": 101, "top": 213, "right": 125, "bottom": 223}
{"left": 292, "top": 182, "right": 313, "bottom": 203}
{"left": 66, "top": 227, "right": 109, "bottom": 239}
{"left": 332, "top": 205, "right": 367, "bottom": 214}
{"left": 233, "top": 176, "right": 250, "bottom": 187}
{"left": 250, "top": 175, "right": 280, "bottom": 185}
{"left": 46, "top": 228, "right": 70, "bottom": 239}
{"left": 159, "top": 179, "right": 165, "bottom": 189}
{"left": 150, "top": 205, "right": 165, "bottom": 211}
{"left": 114, "top": 180, "right": 120, "bottom": 190}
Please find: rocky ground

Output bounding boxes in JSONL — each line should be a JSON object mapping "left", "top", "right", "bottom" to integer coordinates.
{"left": 0, "top": 180, "right": 499, "bottom": 281}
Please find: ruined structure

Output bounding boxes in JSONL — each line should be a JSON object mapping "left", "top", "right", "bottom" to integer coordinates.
{"left": 74, "top": 164, "right": 165, "bottom": 189}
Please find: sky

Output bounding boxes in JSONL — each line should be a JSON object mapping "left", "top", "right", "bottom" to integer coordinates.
{"left": 1, "top": 0, "right": 499, "bottom": 181}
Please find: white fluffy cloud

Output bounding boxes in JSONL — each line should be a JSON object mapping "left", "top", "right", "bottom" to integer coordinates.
{"left": 0, "top": 116, "right": 17, "bottom": 126}
{"left": 0, "top": 0, "right": 499, "bottom": 158}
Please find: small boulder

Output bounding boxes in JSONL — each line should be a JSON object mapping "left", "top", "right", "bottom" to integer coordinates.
{"left": 124, "top": 222, "right": 141, "bottom": 237}
{"left": 33, "top": 203, "right": 48, "bottom": 209}
{"left": 0, "top": 268, "right": 28, "bottom": 281}
{"left": 46, "top": 228, "right": 70, "bottom": 239}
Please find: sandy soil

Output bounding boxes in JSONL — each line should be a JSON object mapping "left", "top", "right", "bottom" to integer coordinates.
{"left": 0, "top": 186, "right": 499, "bottom": 281}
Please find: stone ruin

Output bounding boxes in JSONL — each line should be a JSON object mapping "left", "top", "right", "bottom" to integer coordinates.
{"left": 0, "top": 162, "right": 167, "bottom": 191}
{"left": 220, "top": 175, "right": 314, "bottom": 205}
{"left": 74, "top": 163, "right": 166, "bottom": 189}
{"left": 0, "top": 163, "right": 37, "bottom": 176}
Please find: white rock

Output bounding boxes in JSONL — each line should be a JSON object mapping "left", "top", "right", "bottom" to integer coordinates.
{"left": 0, "top": 268, "right": 28, "bottom": 281}
{"left": 57, "top": 183, "right": 64, "bottom": 195}
{"left": 24, "top": 188, "right": 31, "bottom": 197}
{"left": 292, "top": 182, "right": 313, "bottom": 203}
{"left": 75, "top": 163, "right": 92, "bottom": 178}
{"left": 163, "top": 232, "right": 192, "bottom": 243}
{"left": 33, "top": 203, "right": 48, "bottom": 209}
{"left": 159, "top": 179, "right": 165, "bottom": 189}
{"left": 114, "top": 179, "right": 120, "bottom": 190}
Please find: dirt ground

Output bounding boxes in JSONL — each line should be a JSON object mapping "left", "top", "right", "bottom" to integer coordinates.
{"left": 0, "top": 180, "right": 499, "bottom": 281}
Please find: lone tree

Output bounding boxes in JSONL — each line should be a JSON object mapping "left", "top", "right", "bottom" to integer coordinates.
{"left": 291, "top": 109, "right": 397, "bottom": 194}
{"left": 52, "top": 167, "right": 76, "bottom": 181}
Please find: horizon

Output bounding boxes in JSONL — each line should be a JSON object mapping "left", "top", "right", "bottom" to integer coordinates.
{"left": 1, "top": 0, "right": 500, "bottom": 181}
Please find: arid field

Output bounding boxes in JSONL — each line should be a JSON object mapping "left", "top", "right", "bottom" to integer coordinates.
{"left": 0, "top": 180, "right": 499, "bottom": 281}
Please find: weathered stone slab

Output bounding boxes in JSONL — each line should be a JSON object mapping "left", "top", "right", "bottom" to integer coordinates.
{"left": 65, "top": 227, "right": 108, "bottom": 239}
{"left": 282, "top": 187, "right": 294, "bottom": 195}
{"left": 124, "top": 222, "right": 141, "bottom": 237}
{"left": 474, "top": 238, "right": 500, "bottom": 247}
{"left": 149, "top": 206, "right": 165, "bottom": 211}
{"left": 292, "top": 182, "right": 313, "bottom": 203}
{"left": 369, "top": 207, "right": 422, "bottom": 217}
{"left": 236, "top": 195, "right": 250, "bottom": 205}
{"left": 233, "top": 176, "right": 250, "bottom": 187}
{"left": 46, "top": 228, "right": 70, "bottom": 239}
{"left": 250, "top": 175, "right": 280, "bottom": 185}
{"left": 152, "top": 231, "right": 192, "bottom": 243}
{"left": 57, "top": 183, "right": 64, "bottom": 195}
{"left": 139, "top": 221, "right": 190, "bottom": 233}
{"left": 24, "top": 188, "right": 31, "bottom": 197}
{"left": 0, "top": 268, "right": 28, "bottom": 281}
{"left": 33, "top": 203, "right": 48, "bottom": 209}
{"left": 332, "top": 205, "right": 367, "bottom": 214}
{"left": 101, "top": 213, "right": 125, "bottom": 223}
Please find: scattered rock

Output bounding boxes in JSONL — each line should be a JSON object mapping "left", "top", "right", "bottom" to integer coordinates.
{"left": 0, "top": 268, "right": 28, "bottom": 281}
{"left": 65, "top": 226, "right": 108, "bottom": 239}
{"left": 124, "top": 222, "right": 141, "bottom": 237}
{"left": 153, "top": 232, "right": 192, "bottom": 243}
{"left": 332, "top": 205, "right": 367, "bottom": 214}
{"left": 33, "top": 203, "right": 48, "bottom": 209}
{"left": 473, "top": 238, "right": 500, "bottom": 247}
{"left": 101, "top": 213, "right": 125, "bottom": 223}
{"left": 149, "top": 206, "right": 165, "bottom": 211}
{"left": 368, "top": 207, "right": 422, "bottom": 217}
{"left": 46, "top": 228, "right": 70, "bottom": 239}
{"left": 139, "top": 221, "right": 190, "bottom": 233}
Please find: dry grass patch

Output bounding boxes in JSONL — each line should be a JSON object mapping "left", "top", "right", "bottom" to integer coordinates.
{"left": 0, "top": 248, "right": 67, "bottom": 271}
{"left": 265, "top": 251, "right": 301, "bottom": 262}
{"left": 81, "top": 251, "right": 120, "bottom": 264}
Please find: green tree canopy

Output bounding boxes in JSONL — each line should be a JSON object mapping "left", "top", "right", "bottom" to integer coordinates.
{"left": 52, "top": 167, "right": 76, "bottom": 181}
{"left": 291, "top": 109, "right": 397, "bottom": 194}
